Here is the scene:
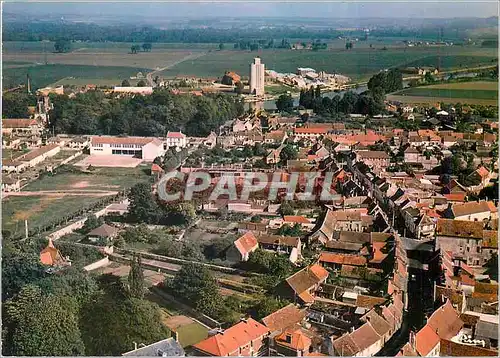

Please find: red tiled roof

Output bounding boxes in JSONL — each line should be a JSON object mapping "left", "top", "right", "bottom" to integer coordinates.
{"left": 349, "top": 322, "right": 381, "bottom": 352}
{"left": 356, "top": 150, "right": 390, "bottom": 160}
{"left": 476, "top": 166, "right": 490, "bottom": 178}
{"left": 234, "top": 232, "right": 259, "bottom": 256}
{"left": 284, "top": 215, "right": 311, "bottom": 224}
{"left": 2, "top": 118, "right": 39, "bottom": 128}
{"left": 275, "top": 328, "right": 312, "bottom": 351}
{"left": 415, "top": 324, "right": 440, "bottom": 356}
{"left": 370, "top": 242, "right": 388, "bottom": 264}
{"left": 362, "top": 310, "right": 391, "bottom": 336}
{"left": 356, "top": 295, "right": 387, "bottom": 309}
{"left": 474, "top": 282, "right": 499, "bottom": 294}
{"left": 261, "top": 304, "right": 306, "bottom": 332}
{"left": 443, "top": 193, "right": 467, "bottom": 202}
{"left": 436, "top": 219, "right": 484, "bottom": 239}
{"left": 451, "top": 201, "right": 496, "bottom": 217}
{"left": 286, "top": 264, "right": 328, "bottom": 303}
{"left": 91, "top": 136, "right": 157, "bottom": 145}
{"left": 319, "top": 252, "right": 367, "bottom": 266}
{"left": 426, "top": 300, "right": 463, "bottom": 340}
{"left": 294, "top": 127, "right": 329, "bottom": 134}
{"left": 332, "top": 334, "right": 360, "bottom": 356}
{"left": 151, "top": 163, "right": 163, "bottom": 172}
{"left": 193, "top": 318, "right": 269, "bottom": 356}
{"left": 166, "top": 131, "right": 186, "bottom": 138}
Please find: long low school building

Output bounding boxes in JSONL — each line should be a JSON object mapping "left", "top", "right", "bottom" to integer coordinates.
{"left": 90, "top": 136, "right": 165, "bottom": 161}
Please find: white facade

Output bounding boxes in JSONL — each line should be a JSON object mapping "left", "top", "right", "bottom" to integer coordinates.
{"left": 250, "top": 58, "right": 265, "bottom": 96}
{"left": 165, "top": 132, "right": 187, "bottom": 148}
{"left": 90, "top": 136, "right": 164, "bottom": 161}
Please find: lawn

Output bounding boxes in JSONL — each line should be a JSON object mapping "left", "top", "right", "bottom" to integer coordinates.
{"left": 2, "top": 166, "right": 152, "bottom": 235}
{"left": 160, "top": 46, "right": 498, "bottom": 81}
{"left": 390, "top": 80, "right": 499, "bottom": 105}
{"left": 2, "top": 195, "right": 103, "bottom": 236}
{"left": 396, "top": 87, "right": 498, "bottom": 100}
{"left": 146, "top": 291, "right": 209, "bottom": 348}
{"left": 3, "top": 64, "right": 151, "bottom": 90}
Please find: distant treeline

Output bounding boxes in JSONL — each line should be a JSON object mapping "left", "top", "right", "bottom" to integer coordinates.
{"left": 3, "top": 22, "right": 345, "bottom": 42}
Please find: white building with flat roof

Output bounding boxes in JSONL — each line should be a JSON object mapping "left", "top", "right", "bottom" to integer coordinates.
{"left": 90, "top": 136, "right": 164, "bottom": 161}
{"left": 250, "top": 57, "right": 265, "bottom": 96}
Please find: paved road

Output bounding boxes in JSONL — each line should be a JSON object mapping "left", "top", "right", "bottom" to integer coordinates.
{"left": 146, "top": 51, "right": 208, "bottom": 86}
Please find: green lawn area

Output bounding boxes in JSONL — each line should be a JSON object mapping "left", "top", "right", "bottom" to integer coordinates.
{"left": 3, "top": 64, "right": 151, "bottom": 90}
{"left": 176, "top": 322, "right": 209, "bottom": 348}
{"left": 146, "top": 291, "right": 209, "bottom": 348}
{"left": 161, "top": 46, "right": 498, "bottom": 81}
{"left": 24, "top": 166, "right": 151, "bottom": 191}
{"left": 395, "top": 87, "right": 498, "bottom": 100}
{"left": 404, "top": 55, "right": 498, "bottom": 71}
{"left": 2, "top": 166, "right": 152, "bottom": 236}
{"left": 2, "top": 195, "right": 103, "bottom": 236}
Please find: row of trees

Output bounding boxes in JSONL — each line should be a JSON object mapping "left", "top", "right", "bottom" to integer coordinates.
{"left": 48, "top": 89, "right": 244, "bottom": 137}
{"left": 4, "top": 22, "right": 345, "bottom": 43}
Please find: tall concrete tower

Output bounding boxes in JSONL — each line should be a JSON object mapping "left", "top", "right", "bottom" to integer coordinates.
{"left": 249, "top": 57, "right": 265, "bottom": 96}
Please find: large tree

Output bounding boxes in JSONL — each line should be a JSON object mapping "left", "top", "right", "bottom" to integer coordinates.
{"left": 128, "top": 182, "right": 161, "bottom": 224}
{"left": 80, "top": 283, "right": 170, "bottom": 356}
{"left": 275, "top": 94, "right": 294, "bottom": 112}
{"left": 128, "top": 254, "right": 145, "bottom": 299}
{"left": 3, "top": 285, "right": 85, "bottom": 356}
{"left": 279, "top": 144, "right": 298, "bottom": 162}
{"left": 54, "top": 39, "right": 71, "bottom": 53}
{"left": 169, "top": 262, "right": 221, "bottom": 316}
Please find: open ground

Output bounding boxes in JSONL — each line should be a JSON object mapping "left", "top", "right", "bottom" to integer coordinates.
{"left": 3, "top": 41, "right": 497, "bottom": 88}
{"left": 2, "top": 165, "right": 151, "bottom": 235}
{"left": 388, "top": 80, "right": 499, "bottom": 106}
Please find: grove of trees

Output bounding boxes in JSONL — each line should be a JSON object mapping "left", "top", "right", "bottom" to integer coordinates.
{"left": 48, "top": 89, "right": 244, "bottom": 137}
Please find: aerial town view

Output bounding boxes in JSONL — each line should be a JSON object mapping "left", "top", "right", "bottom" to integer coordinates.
{"left": 1, "top": 1, "right": 499, "bottom": 357}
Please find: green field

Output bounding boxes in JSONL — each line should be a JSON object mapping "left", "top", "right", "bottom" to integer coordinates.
{"left": 2, "top": 166, "right": 151, "bottom": 236}
{"left": 3, "top": 41, "right": 498, "bottom": 87}
{"left": 397, "top": 88, "right": 498, "bottom": 100}
{"left": 388, "top": 80, "right": 499, "bottom": 105}
{"left": 160, "top": 47, "right": 498, "bottom": 80}
{"left": 3, "top": 64, "right": 151, "bottom": 89}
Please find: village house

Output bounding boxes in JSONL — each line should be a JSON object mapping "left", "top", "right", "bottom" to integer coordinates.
{"left": 294, "top": 127, "right": 329, "bottom": 140}
{"left": 443, "top": 201, "right": 497, "bottom": 222}
{"left": 2, "top": 118, "right": 43, "bottom": 137}
{"left": 165, "top": 131, "right": 187, "bottom": 149}
{"left": 278, "top": 264, "right": 329, "bottom": 305}
{"left": 233, "top": 118, "right": 256, "bottom": 132}
{"left": 113, "top": 86, "right": 154, "bottom": 95}
{"left": 355, "top": 151, "right": 390, "bottom": 171}
{"left": 192, "top": 318, "right": 270, "bottom": 356}
{"left": 226, "top": 231, "right": 259, "bottom": 262}
{"left": 19, "top": 144, "right": 61, "bottom": 168}
{"left": 256, "top": 234, "right": 301, "bottom": 263}
{"left": 2, "top": 159, "right": 26, "bottom": 174}
{"left": 466, "top": 166, "right": 492, "bottom": 187}
{"left": 309, "top": 209, "right": 374, "bottom": 244}
{"left": 436, "top": 219, "right": 497, "bottom": 266}
{"left": 238, "top": 222, "right": 268, "bottom": 235}
{"left": 2, "top": 175, "right": 21, "bottom": 192}
{"left": 264, "top": 130, "right": 288, "bottom": 145}
{"left": 39, "top": 238, "right": 71, "bottom": 269}
{"left": 87, "top": 223, "right": 120, "bottom": 244}
{"left": 90, "top": 136, "right": 165, "bottom": 161}
{"left": 67, "top": 136, "right": 90, "bottom": 150}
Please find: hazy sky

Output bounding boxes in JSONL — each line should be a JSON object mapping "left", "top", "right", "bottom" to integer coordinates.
{"left": 4, "top": 1, "right": 499, "bottom": 19}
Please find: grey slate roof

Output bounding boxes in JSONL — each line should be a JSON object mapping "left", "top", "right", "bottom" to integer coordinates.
{"left": 122, "top": 337, "right": 185, "bottom": 357}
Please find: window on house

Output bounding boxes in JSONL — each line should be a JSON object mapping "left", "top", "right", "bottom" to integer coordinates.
{"left": 476, "top": 247, "right": 481, "bottom": 253}
{"left": 475, "top": 259, "right": 480, "bottom": 265}
{"left": 466, "top": 247, "right": 470, "bottom": 252}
